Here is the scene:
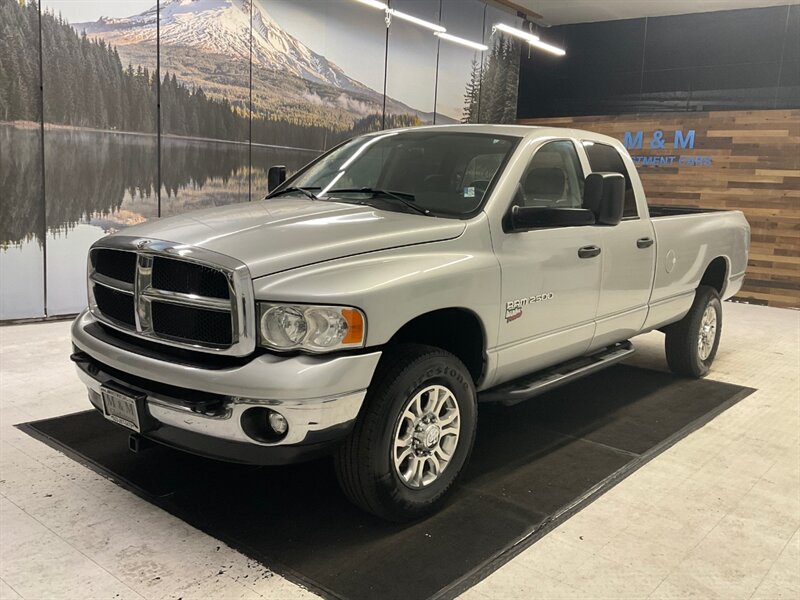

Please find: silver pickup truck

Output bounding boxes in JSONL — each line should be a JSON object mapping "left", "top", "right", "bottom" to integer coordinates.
{"left": 71, "top": 125, "right": 750, "bottom": 520}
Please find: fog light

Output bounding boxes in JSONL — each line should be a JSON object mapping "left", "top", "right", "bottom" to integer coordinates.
{"left": 268, "top": 412, "right": 288, "bottom": 435}
{"left": 241, "top": 407, "right": 289, "bottom": 443}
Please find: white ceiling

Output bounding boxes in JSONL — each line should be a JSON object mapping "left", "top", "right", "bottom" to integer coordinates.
{"left": 514, "top": 0, "right": 800, "bottom": 26}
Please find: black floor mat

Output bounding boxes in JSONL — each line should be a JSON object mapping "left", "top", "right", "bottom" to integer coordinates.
{"left": 20, "top": 365, "right": 753, "bottom": 600}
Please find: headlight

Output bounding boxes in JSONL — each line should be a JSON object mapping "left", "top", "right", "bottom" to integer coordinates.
{"left": 258, "top": 303, "right": 366, "bottom": 352}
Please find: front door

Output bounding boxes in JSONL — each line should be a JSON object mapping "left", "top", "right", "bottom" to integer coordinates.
{"left": 580, "top": 141, "right": 656, "bottom": 350}
{"left": 492, "top": 140, "right": 601, "bottom": 384}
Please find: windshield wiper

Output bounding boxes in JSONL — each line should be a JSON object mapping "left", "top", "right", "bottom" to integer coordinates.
{"left": 327, "top": 188, "right": 431, "bottom": 216}
{"left": 268, "top": 186, "right": 320, "bottom": 200}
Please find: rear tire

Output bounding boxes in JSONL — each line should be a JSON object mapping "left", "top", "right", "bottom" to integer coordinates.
{"left": 664, "top": 285, "right": 722, "bottom": 378}
{"left": 334, "top": 344, "right": 477, "bottom": 521}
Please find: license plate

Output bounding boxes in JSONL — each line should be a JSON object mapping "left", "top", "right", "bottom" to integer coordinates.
{"left": 101, "top": 386, "right": 141, "bottom": 432}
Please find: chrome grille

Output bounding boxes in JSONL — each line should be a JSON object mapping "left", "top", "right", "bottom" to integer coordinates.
{"left": 88, "top": 237, "right": 255, "bottom": 356}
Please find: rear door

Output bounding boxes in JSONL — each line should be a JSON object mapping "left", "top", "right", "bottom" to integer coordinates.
{"left": 581, "top": 141, "right": 656, "bottom": 350}
{"left": 491, "top": 139, "right": 601, "bottom": 383}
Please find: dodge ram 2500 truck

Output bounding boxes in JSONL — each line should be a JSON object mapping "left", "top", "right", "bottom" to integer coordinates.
{"left": 71, "top": 125, "right": 750, "bottom": 520}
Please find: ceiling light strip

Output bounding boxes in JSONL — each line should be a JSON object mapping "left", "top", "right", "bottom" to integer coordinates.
{"left": 493, "top": 22, "right": 539, "bottom": 43}
{"left": 434, "top": 31, "right": 488, "bottom": 51}
{"left": 388, "top": 8, "right": 446, "bottom": 32}
{"left": 352, "top": 0, "right": 388, "bottom": 10}
{"left": 350, "top": 1, "right": 504, "bottom": 53}
{"left": 492, "top": 22, "right": 565, "bottom": 56}
{"left": 528, "top": 38, "right": 566, "bottom": 56}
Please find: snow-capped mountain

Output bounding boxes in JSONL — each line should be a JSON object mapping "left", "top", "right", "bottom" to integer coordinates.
{"left": 76, "top": 0, "right": 372, "bottom": 94}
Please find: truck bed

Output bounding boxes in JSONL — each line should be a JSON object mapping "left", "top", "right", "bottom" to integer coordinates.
{"left": 647, "top": 206, "right": 750, "bottom": 319}
{"left": 648, "top": 205, "right": 723, "bottom": 218}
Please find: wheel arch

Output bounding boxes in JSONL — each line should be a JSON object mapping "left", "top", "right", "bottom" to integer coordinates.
{"left": 700, "top": 256, "right": 729, "bottom": 296}
{"left": 386, "top": 307, "right": 487, "bottom": 384}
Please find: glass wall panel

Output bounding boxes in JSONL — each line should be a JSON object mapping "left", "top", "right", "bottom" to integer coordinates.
{"left": 159, "top": 0, "right": 251, "bottom": 216}
{"left": 385, "top": 0, "right": 441, "bottom": 127}
{"left": 40, "top": 0, "right": 158, "bottom": 315}
{"left": 250, "top": 0, "right": 388, "bottom": 199}
{"left": 0, "top": 0, "right": 45, "bottom": 319}
{"left": 478, "top": 6, "right": 522, "bottom": 123}
{"left": 436, "top": 0, "right": 486, "bottom": 123}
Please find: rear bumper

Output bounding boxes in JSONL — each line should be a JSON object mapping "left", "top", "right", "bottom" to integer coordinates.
{"left": 71, "top": 310, "right": 382, "bottom": 464}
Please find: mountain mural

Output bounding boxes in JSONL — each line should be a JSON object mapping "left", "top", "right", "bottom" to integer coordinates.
{"left": 75, "top": 0, "right": 451, "bottom": 133}
{"left": 81, "top": 0, "right": 367, "bottom": 92}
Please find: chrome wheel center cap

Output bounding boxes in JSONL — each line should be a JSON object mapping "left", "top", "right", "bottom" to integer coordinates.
{"left": 423, "top": 425, "right": 441, "bottom": 448}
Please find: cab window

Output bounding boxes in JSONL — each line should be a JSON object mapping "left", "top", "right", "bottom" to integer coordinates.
{"left": 284, "top": 131, "right": 518, "bottom": 218}
{"left": 514, "top": 140, "right": 585, "bottom": 209}
{"left": 582, "top": 141, "right": 638, "bottom": 218}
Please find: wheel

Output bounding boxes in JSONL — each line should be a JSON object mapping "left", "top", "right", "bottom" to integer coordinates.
{"left": 664, "top": 285, "right": 722, "bottom": 378}
{"left": 334, "top": 343, "right": 477, "bottom": 521}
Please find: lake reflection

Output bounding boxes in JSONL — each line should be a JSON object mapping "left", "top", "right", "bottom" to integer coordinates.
{"left": 1, "top": 124, "right": 318, "bottom": 318}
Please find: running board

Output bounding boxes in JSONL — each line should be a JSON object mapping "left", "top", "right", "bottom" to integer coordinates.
{"left": 479, "top": 341, "right": 635, "bottom": 406}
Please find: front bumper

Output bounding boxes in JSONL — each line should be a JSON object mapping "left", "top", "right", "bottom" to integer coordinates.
{"left": 71, "top": 310, "right": 382, "bottom": 464}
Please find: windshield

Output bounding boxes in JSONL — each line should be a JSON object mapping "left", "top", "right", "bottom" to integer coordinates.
{"left": 274, "top": 131, "right": 519, "bottom": 218}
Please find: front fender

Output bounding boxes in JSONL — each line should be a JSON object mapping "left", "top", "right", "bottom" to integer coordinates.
{"left": 252, "top": 217, "right": 500, "bottom": 349}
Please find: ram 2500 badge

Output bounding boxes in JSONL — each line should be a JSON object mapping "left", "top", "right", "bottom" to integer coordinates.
{"left": 71, "top": 125, "right": 750, "bottom": 520}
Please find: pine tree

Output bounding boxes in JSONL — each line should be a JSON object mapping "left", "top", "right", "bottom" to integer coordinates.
{"left": 478, "top": 34, "right": 501, "bottom": 123}
{"left": 462, "top": 57, "right": 481, "bottom": 124}
{"left": 476, "top": 33, "right": 519, "bottom": 124}
{"left": 500, "top": 37, "right": 520, "bottom": 124}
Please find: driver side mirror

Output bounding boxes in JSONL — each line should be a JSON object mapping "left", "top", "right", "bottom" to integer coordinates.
{"left": 583, "top": 172, "right": 625, "bottom": 226}
{"left": 267, "top": 165, "right": 287, "bottom": 193}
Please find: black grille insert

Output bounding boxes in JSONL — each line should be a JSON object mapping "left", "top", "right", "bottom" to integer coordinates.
{"left": 93, "top": 249, "right": 136, "bottom": 284}
{"left": 152, "top": 257, "right": 230, "bottom": 299}
{"left": 93, "top": 285, "right": 135, "bottom": 326}
{"left": 151, "top": 302, "right": 233, "bottom": 346}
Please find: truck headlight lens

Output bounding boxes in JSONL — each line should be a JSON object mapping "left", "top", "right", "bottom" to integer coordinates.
{"left": 258, "top": 303, "right": 366, "bottom": 352}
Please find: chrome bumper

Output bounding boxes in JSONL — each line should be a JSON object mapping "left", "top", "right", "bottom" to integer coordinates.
{"left": 71, "top": 310, "right": 381, "bottom": 451}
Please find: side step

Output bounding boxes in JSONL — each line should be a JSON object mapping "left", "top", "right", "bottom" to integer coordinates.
{"left": 479, "top": 341, "right": 635, "bottom": 406}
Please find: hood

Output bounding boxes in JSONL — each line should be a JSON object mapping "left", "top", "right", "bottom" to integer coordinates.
{"left": 114, "top": 198, "right": 467, "bottom": 278}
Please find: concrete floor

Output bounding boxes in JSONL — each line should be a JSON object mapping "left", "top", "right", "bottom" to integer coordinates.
{"left": 0, "top": 301, "right": 798, "bottom": 600}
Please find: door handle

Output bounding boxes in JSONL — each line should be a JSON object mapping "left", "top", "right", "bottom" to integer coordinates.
{"left": 578, "top": 245, "right": 601, "bottom": 259}
{"left": 637, "top": 237, "right": 654, "bottom": 249}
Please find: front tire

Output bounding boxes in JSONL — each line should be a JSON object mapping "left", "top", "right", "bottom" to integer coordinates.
{"left": 334, "top": 344, "right": 477, "bottom": 521}
{"left": 665, "top": 285, "right": 722, "bottom": 378}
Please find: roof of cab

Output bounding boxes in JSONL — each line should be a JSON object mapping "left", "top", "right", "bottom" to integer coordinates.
{"left": 376, "top": 123, "right": 624, "bottom": 149}
{"left": 381, "top": 123, "right": 538, "bottom": 136}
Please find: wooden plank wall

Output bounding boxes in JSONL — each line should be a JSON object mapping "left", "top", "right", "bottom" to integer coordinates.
{"left": 518, "top": 110, "right": 800, "bottom": 308}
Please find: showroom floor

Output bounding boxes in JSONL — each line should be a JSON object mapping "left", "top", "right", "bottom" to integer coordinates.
{"left": 0, "top": 301, "right": 798, "bottom": 600}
